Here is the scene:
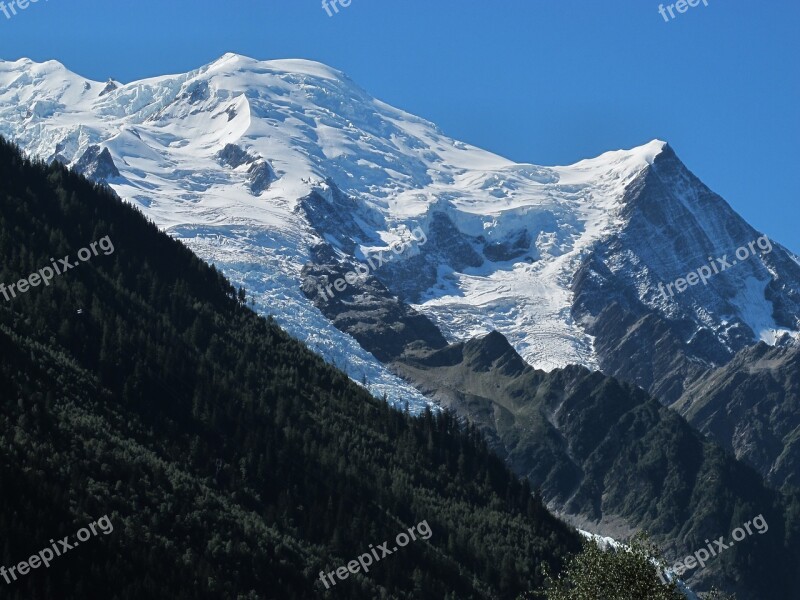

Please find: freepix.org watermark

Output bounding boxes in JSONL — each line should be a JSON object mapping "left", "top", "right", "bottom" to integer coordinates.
{"left": 658, "top": 514, "right": 768, "bottom": 584}
{"left": 0, "top": 0, "right": 48, "bottom": 21}
{"left": 318, "top": 520, "right": 433, "bottom": 589}
{"left": 317, "top": 226, "right": 427, "bottom": 302}
{"left": 0, "top": 235, "right": 115, "bottom": 302}
{"left": 1, "top": 515, "right": 113, "bottom": 585}
{"left": 658, "top": 235, "right": 772, "bottom": 301}
{"left": 658, "top": 0, "right": 709, "bottom": 22}
{"left": 321, "top": 0, "right": 353, "bottom": 17}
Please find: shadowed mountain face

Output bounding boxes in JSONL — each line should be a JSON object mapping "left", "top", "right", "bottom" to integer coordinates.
{"left": 301, "top": 268, "right": 800, "bottom": 599}
{"left": 0, "top": 137, "right": 584, "bottom": 600}
{"left": 672, "top": 340, "right": 800, "bottom": 489}
{"left": 301, "top": 241, "right": 449, "bottom": 362}
{"left": 389, "top": 332, "right": 800, "bottom": 599}
{"left": 295, "top": 199, "right": 800, "bottom": 597}
{"left": 572, "top": 146, "right": 800, "bottom": 405}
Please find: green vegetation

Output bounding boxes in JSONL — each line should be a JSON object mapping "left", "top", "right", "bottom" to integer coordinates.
{"left": 540, "top": 534, "right": 685, "bottom": 600}
{"left": 518, "top": 534, "right": 736, "bottom": 600}
{"left": 0, "top": 136, "right": 582, "bottom": 598}
{"left": 396, "top": 333, "right": 800, "bottom": 598}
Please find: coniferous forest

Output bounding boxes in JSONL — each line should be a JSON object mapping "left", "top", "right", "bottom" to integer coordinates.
{"left": 0, "top": 136, "right": 584, "bottom": 599}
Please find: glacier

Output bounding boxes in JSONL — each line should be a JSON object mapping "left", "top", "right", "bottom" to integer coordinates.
{"left": 1, "top": 52, "right": 797, "bottom": 406}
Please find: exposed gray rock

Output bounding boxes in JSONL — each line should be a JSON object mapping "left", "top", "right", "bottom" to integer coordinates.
{"left": 672, "top": 339, "right": 800, "bottom": 488}
{"left": 381, "top": 210, "right": 483, "bottom": 303}
{"left": 301, "top": 243, "right": 448, "bottom": 362}
{"left": 247, "top": 161, "right": 274, "bottom": 195}
{"left": 99, "top": 79, "right": 118, "bottom": 96}
{"left": 73, "top": 145, "right": 120, "bottom": 181}
{"left": 215, "top": 144, "right": 276, "bottom": 194}
{"left": 572, "top": 145, "right": 800, "bottom": 404}
{"left": 182, "top": 80, "right": 209, "bottom": 104}
{"left": 217, "top": 143, "right": 252, "bottom": 169}
{"left": 297, "top": 181, "right": 382, "bottom": 255}
{"left": 481, "top": 229, "right": 531, "bottom": 262}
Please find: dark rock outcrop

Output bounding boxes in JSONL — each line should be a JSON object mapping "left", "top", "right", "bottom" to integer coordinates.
{"left": 673, "top": 339, "right": 800, "bottom": 488}
{"left": 215, "top": 143, "right": 276, "bottom": 194}
{"left": 73, "top": 145, "right": 120, "bottom": 181}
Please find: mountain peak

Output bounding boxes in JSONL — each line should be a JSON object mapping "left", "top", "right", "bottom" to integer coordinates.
{"left": 5, "top": 57, "right": 798, "bottom": 387}
{"left": 638, "top": 138, "right": 669, "bottom": 156}
{"left": 0, "top": 56, "right": 70, "bottom": 75}
{"left": 568, "top": 139, "right": 668, "bottom": 170}
{"left": 0, "top": 56, "right": 33, "bottom": 66}
{"left": 206, "top": 52, "right": 349, "bottom": 82}
{"left": 216, "top": 51, "right": 252, "bottom": 62}
{"left": 463, "top": 331, "right": 528, "bottom": 375}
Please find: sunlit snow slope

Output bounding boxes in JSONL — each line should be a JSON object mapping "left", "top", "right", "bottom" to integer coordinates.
{"left": 1, "top": 53, "right": 797, "bottom": 399}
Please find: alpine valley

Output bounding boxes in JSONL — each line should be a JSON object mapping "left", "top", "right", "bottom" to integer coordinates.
{"left": 1, "top": 53, "right": 799, "bottom": 598}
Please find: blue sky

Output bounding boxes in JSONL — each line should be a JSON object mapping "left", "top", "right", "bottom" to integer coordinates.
{"left": 1, "top": 0, "right": 798, "bottom": 252}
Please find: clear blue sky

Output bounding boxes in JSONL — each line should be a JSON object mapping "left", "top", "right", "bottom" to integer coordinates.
{"left": 2, "top": 0, "right": 797, "bottom": 252}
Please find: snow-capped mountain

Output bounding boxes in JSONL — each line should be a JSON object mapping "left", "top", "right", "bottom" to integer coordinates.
{"left": 2, "top": 53, "right": 798, "bottom": 404}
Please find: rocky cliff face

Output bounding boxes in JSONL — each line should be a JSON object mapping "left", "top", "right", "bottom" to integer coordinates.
{"left": 572, "top": 145, "right": 800, "bottom": 403}
{"left": 390, "top": 331, "right": 798, "bottom": 599}
{"left": 672, "top": 338, "right": 800, "bottom": 488}
{"left": 2, "top": 57, "right": 798, "bottom": 404}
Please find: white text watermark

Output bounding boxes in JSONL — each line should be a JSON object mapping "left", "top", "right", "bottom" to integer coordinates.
{"left": 318, "top": 519, "right": 432, "bottom": 589}
{"left": 317, "top": 226, "right": 427, "bottom": 302}
{"left": 1, "top": 515, "right": 113, "bottom": 585}
{"left": 1, "top": 235, "right": 115, "bottom": 302}
{"left": 658, "top": 514, "right": 768, "bottom": 584}
{"left": 0, "top": 0, "right": 48, "bottom": 21}
{"left": 321, "top": 0, "right": 353, "bottom": 17}
{"left": 658, "top": 0, "right": 709, "bottom": 23}
{"left": 658, "top": 235, "right": 772, "bottom": 300}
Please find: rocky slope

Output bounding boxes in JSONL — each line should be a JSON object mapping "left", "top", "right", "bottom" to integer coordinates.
{"left": 2, "top": 54, "right": 798, "bottom": 408}
{"left": 673, "top": 338, "right": 800, "bottom": 488}
{"left": 390, "top": 331, "right": 799, "bottom": 599}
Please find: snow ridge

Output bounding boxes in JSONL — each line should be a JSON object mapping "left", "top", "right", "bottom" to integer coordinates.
{"left": 1, "top": 54, "right": 794, "bottom": 398}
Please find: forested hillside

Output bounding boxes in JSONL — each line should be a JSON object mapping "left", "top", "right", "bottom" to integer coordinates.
{"left": 0, "top": 137, "right": 581, "bottom": 599}
{"left": 393, "top": 329, "right": 800, "bottom": 598}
